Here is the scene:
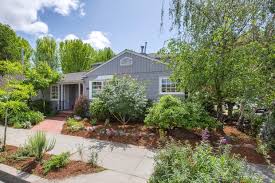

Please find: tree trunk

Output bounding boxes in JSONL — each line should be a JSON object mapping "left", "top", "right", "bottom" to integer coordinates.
{"left": 237, "top": 102, "right": 245, "bottom": 126}
{"left": 2, "top": 109, "right": 8, "bottom": 151}
{"left": 216, "top": 98, "right": 223, "bottom": 121}
{"left": 41, "top": 90, "right": 46, "bottom": 114}
{"left": 227, "top": 102, "right": 234, "bottom": 121}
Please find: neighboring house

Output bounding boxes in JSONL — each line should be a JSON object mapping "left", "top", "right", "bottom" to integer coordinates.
{"left": 45, "top": 49, "right": 184, "bottom": 111}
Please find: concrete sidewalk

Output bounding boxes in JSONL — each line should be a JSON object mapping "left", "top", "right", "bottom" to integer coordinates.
{"left": 0, "top": 126, "right": 155, "bottom": 182}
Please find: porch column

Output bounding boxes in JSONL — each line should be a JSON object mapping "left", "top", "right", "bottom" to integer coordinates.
{"left": 60, "top": 84, "right": 64, "bottom": 110}
{"left": 78, "top": 83, "right": 81, "bottom": 97}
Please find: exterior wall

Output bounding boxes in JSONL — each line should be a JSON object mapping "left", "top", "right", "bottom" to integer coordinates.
{"left": 83, "top": 51, "right": 184, "bottom": 101}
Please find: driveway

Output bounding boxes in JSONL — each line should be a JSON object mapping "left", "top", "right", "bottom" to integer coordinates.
{"left": 0, "top": 126, "right": 156, "bottom": 183}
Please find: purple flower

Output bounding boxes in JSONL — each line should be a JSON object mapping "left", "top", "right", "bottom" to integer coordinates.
{"left": 201, "top": 128, "right": 210, "bottom": 141}
{"left": 219, "top": 137, "right": 228, "bottom": 145}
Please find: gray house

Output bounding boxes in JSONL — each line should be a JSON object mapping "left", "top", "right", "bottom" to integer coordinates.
{"left": 47, "top": 49, "right": 184, "bottom": 111}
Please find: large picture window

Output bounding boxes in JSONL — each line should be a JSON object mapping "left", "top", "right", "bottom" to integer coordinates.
{"left": 90, "top": 81, "right": 103, "bottom": 99}
{"left": 159, "top": 77, "right": 183, "bottom": 94}
{"left": 50, "top": 85, "right": 59, "bottom": 100}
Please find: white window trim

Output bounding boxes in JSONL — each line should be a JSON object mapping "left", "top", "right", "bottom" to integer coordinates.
{"left": 89, "top": 80, "right": 104, "bottom": 99}
{"left": 50, "top": 84, "right": 59, "bottom": 101}
{"left": 159, "top": 76, "right": 184, "bottom": 95}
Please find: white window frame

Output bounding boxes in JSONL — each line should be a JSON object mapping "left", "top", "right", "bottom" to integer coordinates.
{"left": 159, "top": 77, "right": 184, "bottom": 95}
{"left": 120, "top": 57, "right": 133, "bottom": 66}
{"left": 89, "top": 80, "right": 104, "bottom": 99}
{"left": 50, "top": 85, "right": 59, "bottom": 101}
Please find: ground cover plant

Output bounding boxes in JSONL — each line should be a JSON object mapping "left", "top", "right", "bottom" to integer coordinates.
{"left": 66, "top": 117, "right": 85, "bottom": 132}
{"left": 149, "top": 141, "right": 263, "bottom": 183}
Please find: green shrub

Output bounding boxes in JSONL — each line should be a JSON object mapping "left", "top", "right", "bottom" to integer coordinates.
{"left": 145, "top": 95, "right": 218, "bottom": 130}
{"left": 25, "top": 131, "right": 56, "bottom": 161}
{"left": 149, "top": 142, "right": 263, "bottom": 183}
{"left": 43, "top": 152, "right": 70, "bottom": 174}
{"left": 13, "top": 121, "right": 32, "bottom": 129}
{"left": 73, "top": 95, "right": 89, "bottom": 118}
{"left": 10, "top": 110, "right": 44, "bottom": 127}
{"left": 67, "top": 118, "right": 85, "bottom": 132}
{"left": 90, "top": 76, "right": 147, "bottom": 125}
{"left": 29, "top": 100, "right": 52, "bottom": 115}
{"left": 90, "top": 98, "right": 109, "bottom": 121}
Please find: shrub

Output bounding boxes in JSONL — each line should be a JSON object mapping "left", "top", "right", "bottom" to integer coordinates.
{"left": 25, "top": 131, "right": 56, "bottom": 161}
{"left": 90, "top": 76, "right": 147, "bottom": 125}
{"left": 149, "top": 142, "right": 263, "bottom": 183}
{"left": 10, "top": 110, "right": 44, "bottom": 126}
{"left": 67, "top": 118, "right": 85, "bottom": 132}
{"left": 13, "top": 121, "right": 32, "bottom": 129}
{"left": 43, "top": 152, "right": 70, "bottom": 174}
{"left": 29, "top": 100, "right": 52, "bottom": 115}
{"left": 90, "top": 98, "right": 109, "bottom": 121}
{"left": 73, "top": 95, "right": 89, "bottom": 118}
{"left": 145, "top": 95, "right": 218, "bottom": 130}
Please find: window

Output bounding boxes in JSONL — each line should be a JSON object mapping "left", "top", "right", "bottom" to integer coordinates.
{"left": 90, "top": 81, "right": 103, "bottom": 99}
{"left": 50, "top": 85, "right": 59, "bottom": 100}
{"left": 159, "top": 77, "right": 183, "bottom": 94}
{"left": 120, "top": 57, "right": 133, "bottom": 66}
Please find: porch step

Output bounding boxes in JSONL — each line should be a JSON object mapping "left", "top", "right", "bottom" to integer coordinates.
{"left": 56, "top": 111, "right": 73, "bottom": 118}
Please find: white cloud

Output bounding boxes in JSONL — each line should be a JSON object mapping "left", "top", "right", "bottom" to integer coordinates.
{"left": 84, "top": 31, "right": 111, "bottom": 49}
{"left": 0, "top": 0, "right": 85, "bottom": 35}
{"left": 63, "top": 31, "right": 111, "bottom": 49}
{"left": 64, "top": 34, "right": 79, "bottom": 40}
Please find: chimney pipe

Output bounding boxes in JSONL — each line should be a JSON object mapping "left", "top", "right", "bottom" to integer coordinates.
{"left": 140, "top": 46, "right": 144, "bottom": 54}
{"left": 144, "top": 42, "right": 147, "bottom": 54}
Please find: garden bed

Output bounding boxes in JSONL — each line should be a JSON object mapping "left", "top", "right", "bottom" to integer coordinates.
{"left": 61, "top": 120, "right": 275, "bottom": 165}
{"left": 0, "top": 145, "right": 104, "bottom": 180}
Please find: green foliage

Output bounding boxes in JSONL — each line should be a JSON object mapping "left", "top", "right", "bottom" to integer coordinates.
{"left": 25, "top": 131, "right": 56, "bottom": 161}
{"left": 67, "top": 118, "right": 84, "bottom": 132}
{"left": 90, "top": 119, "right": 97, "bottom": 126}
{"left": 10, "top": 110, "right": 44, "bottom": 127}
{"left": 11, "top": 146, "right": 33, "bottom": 160}
{"left": 34, "top": 36, "right": 59, "bottom": 70}
{"left": 73, "top": 95, "right": 89, "bottom": 118}
{"left": 0, "top": 23, "right": 32, "bottom": 62}
{"left": 94, "top": 47, "right": 115, "bottom": 62}
{"left": 91, "top": 76, "right": 147, "bottom": 125}
{"left": 149, "top": 142, "right": 263, "bottom": 183}
{"left": 29, "top": 100, "right": 52, "bottom": 115}
{"left": 90, "top": 98, "right": 109, "bottom": 121}
{"left": 43, "top": 152, "right": 70, "bottom": 174}
{"left": 145, "top": 95, "right": 218, "bottom": 130}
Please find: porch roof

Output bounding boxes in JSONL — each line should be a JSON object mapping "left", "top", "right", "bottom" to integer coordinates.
{"left": 58, "top": 72, "right": 86, "bottom": 84}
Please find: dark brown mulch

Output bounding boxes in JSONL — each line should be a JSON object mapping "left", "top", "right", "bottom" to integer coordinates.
{"left": 62, "top": 120, "right": 275, "bottom": 165}
{"left": 0, "top": 145, "right": 104, "bottom": 180}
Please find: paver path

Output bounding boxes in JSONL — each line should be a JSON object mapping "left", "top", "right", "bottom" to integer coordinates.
{"left": 31, "top": 112, "right": 71, "bottom": 134}
{"left": 0, "top": 126, "right": 155, "bottom": 183}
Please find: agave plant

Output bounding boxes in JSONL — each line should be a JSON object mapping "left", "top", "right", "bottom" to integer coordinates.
{"left": 26, "top": 131, "right": 56, "bottom": 161}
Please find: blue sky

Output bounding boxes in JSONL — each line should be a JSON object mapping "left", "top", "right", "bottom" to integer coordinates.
{"left": 1, "top": 0, "right": 175, "bottom": 53}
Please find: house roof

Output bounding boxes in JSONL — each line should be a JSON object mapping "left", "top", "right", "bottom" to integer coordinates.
{"left": 59, "top": 72, "right": 86, "bottom": 84}
{"left": 84, "top": 49, "right": 167, "bottom": 77}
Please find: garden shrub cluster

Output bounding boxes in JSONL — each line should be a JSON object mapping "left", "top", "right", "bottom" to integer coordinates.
{"left": 67, "top": 118, "right": 85, "bottom": 132}
{"left": 10, "top": 110, "right": 44, "bottom": 129}
{"left": 90, "top": 76, "right": 147, "bottom": 124}
{"left": 43, "top": 152, "right": 70, "bottom": 174}
{"left": 73, "top": 95, "right": 89, "bottom": 118}
{"left": 29, "top": 100, "right": 52, "bottom": 116}
{"left": 149, "top": 142, "right": 263, "bottom": 183}
{"left": 145, "top": 95, "right": 218, "bottom": 130}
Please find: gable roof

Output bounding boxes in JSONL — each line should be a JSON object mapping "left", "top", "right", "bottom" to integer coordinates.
{"left": 84, "top": 49, "right": 167, "bottom": 77}
{"left": 59, "top": 72, "right": 86, "bottom": 83}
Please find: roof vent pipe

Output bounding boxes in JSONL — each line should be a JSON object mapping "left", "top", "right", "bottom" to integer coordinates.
{"left": 144, "top": 42, "right": 147, "bottom": 54}
{"left": 140, "top": 46, "right": 144, "bottom": 54}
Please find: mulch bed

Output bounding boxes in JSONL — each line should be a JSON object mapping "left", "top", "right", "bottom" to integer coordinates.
{"left": 61, "top": 120, "right": 275, "bottom": 165}
{"left": 0, "top": 145, "right": 104, "bottom": 180}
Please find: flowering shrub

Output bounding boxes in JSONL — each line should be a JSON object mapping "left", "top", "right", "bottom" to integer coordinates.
{"left": 73, "top": 95, "right": 89, "bottom": 118}
{"left": 149, "top": 142, "right": 263, "bottom": 183}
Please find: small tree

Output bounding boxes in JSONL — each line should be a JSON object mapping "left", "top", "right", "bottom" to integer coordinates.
{"left": 0, "top": 61, "right": 35, "bottom": 151}
{"left": 25, "top": 62, "right": 60, "bottom": 113}
{"left": 93, "top": 76, "right": 147, "bottom": 125}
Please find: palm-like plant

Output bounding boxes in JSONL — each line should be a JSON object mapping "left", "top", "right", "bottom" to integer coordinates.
{"left": 26, "top": 131, "right": 56, "bottom": 161}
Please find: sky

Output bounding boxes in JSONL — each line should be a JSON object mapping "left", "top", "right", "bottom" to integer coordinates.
{"left": 0, "top": 0, "right": 176, "bottom": 53}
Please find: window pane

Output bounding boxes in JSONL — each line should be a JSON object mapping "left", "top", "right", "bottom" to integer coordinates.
{"left": 161, "top": 78, "right": 181, "bottom": 93}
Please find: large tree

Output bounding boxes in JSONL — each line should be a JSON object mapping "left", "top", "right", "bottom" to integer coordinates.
{"left": 34, "top": 36, "right": 59, "bottom": 70}
{"left": 0, "top": 23, "right": 32, "bottom": 62}
{"left": 162, "top": 0, "right": 274, "bottom": 120}
{"left": 59, "top": 40, "right": 115, "bottom": 73}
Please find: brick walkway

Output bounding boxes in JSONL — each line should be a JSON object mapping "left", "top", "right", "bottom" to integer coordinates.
{"left": 31, "top": 111, "right": 72, "bottom": 134}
